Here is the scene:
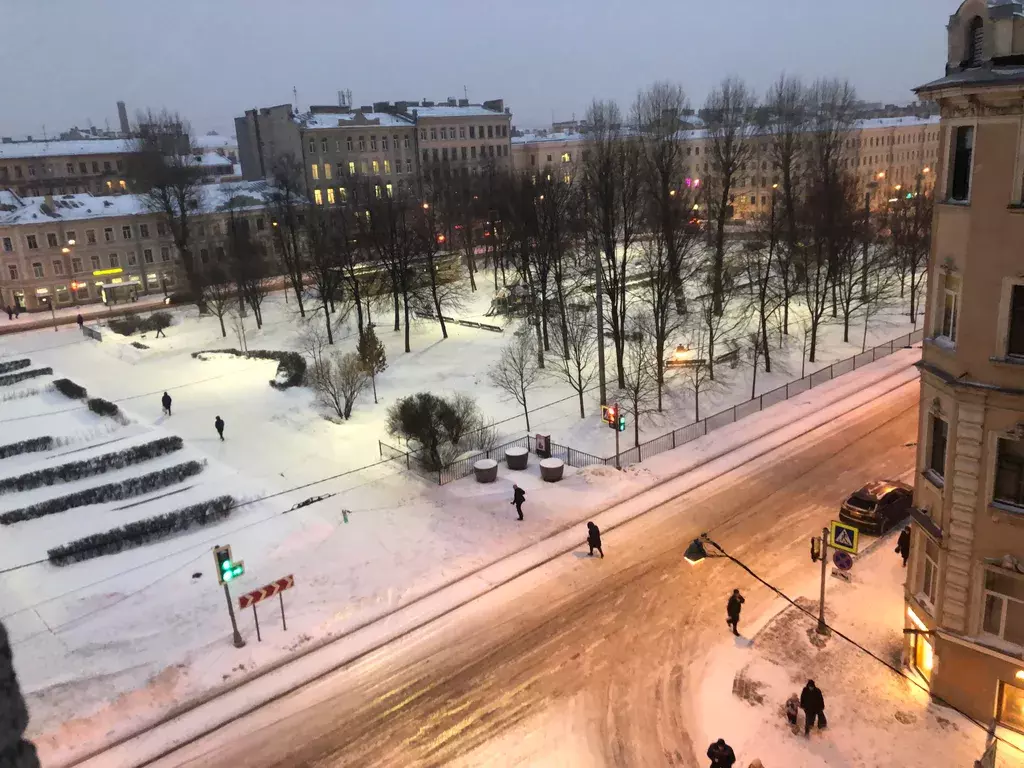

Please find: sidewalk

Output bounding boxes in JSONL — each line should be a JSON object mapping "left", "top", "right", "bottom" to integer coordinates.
{"left": 0, "top": 295, "right": 170, "bottom": 335}
{"left": 691, "top": 528, "right": 1011, "bottom": 768}
{"left": 67, "top": 349, "right": 922, "bottom": 768}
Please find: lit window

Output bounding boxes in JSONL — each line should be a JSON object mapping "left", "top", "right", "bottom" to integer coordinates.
{"left": 375, "top": 185, "right": 381, "bottom": 199}
{"left": 561, "top": 152, "right": 571, "bottom": 163}
{"left": 348, "top": 161, "right": 356, "bottom": 176}
{"left": 327, "top": 188, "right": 335, "bottom": 205}
{"left": 311, "top": 164, "right": 319, "bottom": 181}
{"left": 384, "top": 160, "right": 391, "bottom": 174}
{"left": 325, "top": 163, "right": 333, "bottom": 180}
{"left": 119, "top": 180, "right": 126, "bottom": 190}
{"left": 314, "top": 189, "right": 323, "bottom": 205}
{"left": 385, "top": 183, "right": 393, "bottom": 198}
{"left": 372, "top": 160, "right": 380, "bottom": 174}
{"left": 339, "top": 187, "right": 348, "bottom": 202}
{"left": 106, "top": 180, "right": 113, "bottom": 189}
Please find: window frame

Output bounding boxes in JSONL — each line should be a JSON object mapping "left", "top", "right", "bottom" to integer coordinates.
{"left": 994, "top": 436, "right": 1024, "bottom": 510}
{"left": 927, "top": 414, "right": 948, "bottom": 485}
{"left": 982, "top": 567, "right": 1024, "bottom": 646}
{"left": 918, "top": 535, "right": 940, "bottom": 610}
{"left": 938, "top": 273, "right": 961, "bottom": 344}
{"left": 946, "top": 123, "right": 976, "bottom": 204}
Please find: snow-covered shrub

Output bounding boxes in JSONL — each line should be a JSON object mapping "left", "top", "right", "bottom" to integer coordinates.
{"left": 192, "top": 348, "right": 307, "bottom": 389}
{"left": 0, "top": 460, "right": 205, "bottom": 524}
{"left": 0, "top": 359, "right": 30, "bottom": 375}
{"left": 47, "top": 495, "right": 234, "bottom": 566}
{"left": 140, "top": 311, "right": 173, "bottom": 333}
{"left": 52, "top": 378, "right": 87, "bottom": 400}
{"left": 386, "top": 392, "right": 489, "bottom": 470}
{"left": 0, "top": 436, "right": 183, "bottom": 494}
{"left": 0, "top": 437, "right": 54, "bottom": 460}
{"left": 0, "top": 387, "right": 39, "bottom": 403}
{"left": 0, "top": 368, "right": 52, "bottom": 387}
{"left": 87, "top": 397, "right": 121, "bottom": 419}
{"left": 131, "top": 341, "right": 149, "bottom": 350}
{"left": 107, "top": 315, "right": 141, "bottom": 336}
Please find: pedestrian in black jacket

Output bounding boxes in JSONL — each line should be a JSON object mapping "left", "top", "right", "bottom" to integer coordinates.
{"left": 76, "top": 313, "right": 84, "bottom": 330}
{"left": 587, "top": 522, "right": 604, "bottom": 558}
{"left": 161, "top": 391, "right": 172, "bottom": 416}
{"left": 896, "top": 527, "right": 910, "bottom": 568}
{"left": 800, "top": 679, "right": 827, "bottom": 735}
{"left": 726, "top": 589, "right": 745, "bottom": 636}
{"left": 511, "top": 484, "right": 525, "bottom": 521}
{"left": 214, "top": 415, "right": 225, "bottom": 441}
{"left": 706, "top": 738, "right": 736, "bottom": 767}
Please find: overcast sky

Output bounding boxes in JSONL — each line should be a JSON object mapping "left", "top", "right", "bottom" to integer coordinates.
{"left": 2, "top": 0, "right": 948, "bottom": 139}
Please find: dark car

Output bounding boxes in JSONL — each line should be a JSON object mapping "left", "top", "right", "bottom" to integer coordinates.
{"left": 839, "top": 480, "right": 913, "bottom": 534}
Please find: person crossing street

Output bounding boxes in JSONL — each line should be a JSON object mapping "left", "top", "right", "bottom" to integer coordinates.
{"left": 726, "top": 589, "right": 745, "bottom": 636}
{"left": 511, "top": 484, "right": 525, "bottom": 521}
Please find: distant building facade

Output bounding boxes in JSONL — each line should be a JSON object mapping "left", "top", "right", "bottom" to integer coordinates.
{"left": 0, "top": 139, "right": 136, "bottom": 198}
{"left": 904, "top": 0, "right": 1024, "bottom": 732}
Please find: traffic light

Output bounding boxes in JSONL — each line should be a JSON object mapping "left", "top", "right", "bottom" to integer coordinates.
{"left": 213, "top": 544, "right": 245, "bottom": 585}
{"left": 617, "top": 412, "right": 626, "bottom": 432}
{"left": 601, "top": 404, "right": 615, "bottom": 426}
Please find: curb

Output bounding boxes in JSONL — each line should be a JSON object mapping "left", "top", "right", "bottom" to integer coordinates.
{"left": 61, "top": 355, "right": 921, "bottom": 768}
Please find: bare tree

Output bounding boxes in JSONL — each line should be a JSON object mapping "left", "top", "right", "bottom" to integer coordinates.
{"left": 489, "top": 330, "right": 541, "bottom": 431}
{"left": 835, "top": 179, "right": 885, "bottom": 342}
{"left": 618, "top": 316, "right": 659, "bottom": 448}
{"left": 417, "top": 193, "right": 469, "bottom": 340}
{"left": 697, "top": 271, "right": 750, "bottom": 383}
{"left": 703, "top": 77, "right": 758, "bottom": 315}
{"left": 128, "top": 110, "right": 205, "bottom": 310}
{"left": 311, "top": 351, "right": 369, "bottom": 420}
{"left": 267, "top": 153, "right": 308, "bottom": 316}
{"left": 881, "top": 181, "right": 932, "bottom": 327}
{"left": 637, "top": 230, "right": 683, "bottom": 411}
{"left": 554, "top": 305, "right": 598, "bottom": 418}
{"left": 225, "top": 192, "right": 273, "bottom": 329}
{"left": 201, "top": 264, "right": 233, "bottom": 338}
{"left": 677, "top": 328, "right": 720, "bottom": 424}
{"left": 743, "top": 196, "right": 785, "bottom": 375}
{"left": 301, "top": 204, "right": 344, "bottom": 345}
{"left": 764, "top": 74, "right": 808, "bottom": 334}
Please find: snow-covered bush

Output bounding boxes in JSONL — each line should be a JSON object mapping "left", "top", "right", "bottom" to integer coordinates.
{"left": 0, "top": 436, "right": 183, "bottom": 494}
{"left": 386, "top": 392, "right": 489, "bottom": 470}
{"left": 141, "top": 311, "right": 172, "bottom": 333}
{"left": 87, "top": 397, "right": 121, "bottom": 419}
{"left": 0, "top": 437, "right": 54, "bottom": 461}
{"left": 47, "top": 495, "right": 234, "bottom": 565}
{"left": 0, "top": 359, "right": 30, "bottom": 375}
{"left": 0, "top": 369, "right": 52, "bottom": 387}
{"left": 192, "top": 348, "right": 307, "bottom": 389}
{"left": 0, "top": 460, "right": 205, "bottom": 524}
{"left": 52, "top": 378, "right": 87, "bottom": 400}
{"left": 107, "top": 315, "right": 140, "bottom": 336}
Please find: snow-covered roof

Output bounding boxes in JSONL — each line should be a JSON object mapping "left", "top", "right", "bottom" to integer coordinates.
{"left": 853, "top": 116, "right": 940, "bottom": 130}
{"left": 512, "top": 131, "right": 585, "bottom": 145}
{"left": 0, "top": 180, "right": 272, "bottom": 226}
{"left": 409, "top": 105, "right": 506, "bottom": 119}
{"left": 195, "top": 134, "right": 236, "bottom": 151}
{"left": 298, "top": 111, "right": 413, "bottom": 129}
{"left": 0, "top": 139, "right": 133, "bottom": 161}
{"left": 193, "top": 152, "right": 234, "bottom": 167}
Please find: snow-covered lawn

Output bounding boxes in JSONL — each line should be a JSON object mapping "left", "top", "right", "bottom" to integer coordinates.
{"left": 690, "top": 529, "right": 1007, "bottom": 768}
{"left": 0, "top": 270, "right": 926, "bottom": 765}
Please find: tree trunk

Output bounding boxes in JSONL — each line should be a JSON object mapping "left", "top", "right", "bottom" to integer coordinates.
{"left": 523, "top": 395, "right": 531, "bottom": 431}
{"left": 371, "top": 372, "right": 378, "bottom": 404}
{"left": 467, "top": 249, "right": 477, "bottom": 292}
{"left": 323, "top": 300, "right": 334, "bottom": 345}
{"left": 402, "top": 290, "right": 411, "bottom": 353}
{"left": 218, "top": 314, "right": 226, "bottom": 338}
{"left": 577, "top": 383, "right": 585, "bottom": 419}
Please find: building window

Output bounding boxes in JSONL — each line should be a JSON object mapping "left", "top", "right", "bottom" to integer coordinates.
{"left": 339, "top": 187, "right": 348, "bottom": 203}
{"left": 359, "top": 137, "right": 366, "bottom": 151}
{"left": 51, "top": 260, "right": 64, "bottom": 276}
{"left": 65, "top": 230, "right": 75, "bottom": 244}
{"left": 119, "top": 180, "right": 127, "bottom": 191}
{"left": 87, "top": 229, "right": 96, "bottom": 244}
{"left": 79, "top": 162, "right": 87, "bottom": 174}
{"left": 314, "top": 189, "right": 323, "bottom": 205}
{"left": 420, "top": 129, "right": 427, "bottom": 141}
{"left": 382, "top": 137, "right": 389, "bottom": 151}
{"left": 256, "top": 217, "right": 265, "bottom": 231}
{"left": 32, "top": 262, "right": 44, "bottom": 278}
{"left": 561, "top": 152, "right": 571, "bottom": 163}
{"left": 215, "top": 246, "right": 225, "bottom": 261}
{"left": 91, "top": 255, "right": 102, "bottom": 270}
{"left": 71, "top": 257, "right": 83, "bottom": 273}
{"left": 384, "top": 159, "right": 391, "bottom": 174}
{"left": 983, "top": 568, "right": 1024, "bottom": 645}
{"left": 928, "top": 415, "right": 948, "bottom": 481}
{"left": 327, "top": 188, "right": 335, "bottom": 205}
{"left": 348, "top": 161, "right": 356, "bottom": 176}
{"left": 374, "top": 185, "right": 381, "bottom": 199}
{"left": 968, "top": 17, "right": 985, "bottom": 66}
{"left": 2, "top": 237, "right": 11, "bottom": 252}
{"left": 160, "top": 246, "right": 170, "bottom": 262}
{"left": 104, "top": 227, "right": 114, "bottom": 242}
{"left": 385, "top": 183, "right": 393, "bottom": 198}
{"left": 405, "top": 159, "right": 412, "bottom": 173}
{"left": 404, "top": 136, "right": 410, "bottom": 149}
{"left": 311, "top": 164, "right": 319, "bottom": 181}
{"left": 127, "top": 251, "right": 137, "bottom": 266}
{"left": 360, "top": 160, "right": 368, "bottom": 174}
{"left": 109, "top": 253, "right": 119, "bottom": 268}
{"left": 325, "top": 163, "right": 333, "bottom": 180}
{"left": 995, "top": 437, "right": 1024, "bottom": 509}
{"left": 1008, "top": 285, "right": 1024, "bottom": 358}
{"left": 423, "top": 149, "right": 430, "bottom": 163}
{"left": 122, "top": 225, "right": 132, "bottom": 240}
{"left": 949, "top": 126, "right": 974, "bottom": 202}
{"left": 7, "top": 265, "right": 17, "bottom": 280}
{"left": 489, "top": 146, "right": 495, "bottom": 158}
{"left": 46, "top": 233, "right": 58, "bottom": 248}
{"left": 472, "top": 146, "right": 477, "bottom": 160}
{"left": 938, "top": 274, "right": 960, "bottom": 343}
{"left": 66, "top": 162, "right": 74, "bottom": 174}
{"left": 103, "top": 161, "right": 111, "bottom": 172}
{"left": 430, "top": 128, "right": 437, "bottom": 140}
{"left": 432, "top": 149, "right": 439, "bottom": 162}
{"left": 469, "top": 126, "right": 476, "bottom": 139}
{"left": 371, "top": 136, "right": 378, "bottom": 151}
{"left": 26, "top": 235, "right": 38, "bottom": 250}
{"left": 372, "top": 160, "right": 380, "bottom": 174}
{"left": 919, "top": 536, "right": 940, "bottom": 608}
{"left": 199, "top": 248, "right": 209, "bottom": 264}
{"left": 440, "top": 128, "right": 447, "bottom": 140}
{"left": 308, "top": 138, "right": 315, "bottom": 154}
{"left": 320, "top": 138, "right": 328, "bottom": 153}
{"left": 442, "top": 148, "right": 448, "bottom": 161}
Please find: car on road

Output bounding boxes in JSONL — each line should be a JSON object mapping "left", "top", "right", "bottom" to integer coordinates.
{"left": 838, "top": 480, "right": 913, "bottom": 535}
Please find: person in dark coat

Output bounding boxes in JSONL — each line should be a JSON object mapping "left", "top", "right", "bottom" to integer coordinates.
{"left": 896, "top": 527, "right": 910, "bottom": 568}
{"left": 76, "top": 313, "right": 84, "bottom": 330}
{"left": 161, "top": 391, "right": 172, "bottom": 416}
{"left": 706, "top": 738, "right": 736, "bottom": 767}
{"left": 800, "top": 679, "right": 827, "bottom": 735}
{"left": 5, "top": 306, "right": 12, "bottom": 320}
{"left": 726, "top": 589, "right": 745, "bottom": 636}
{"left": 214, "top": 415, "right": 225, "bottom": 441}
{"left": 587, "top": 521, "right": 604, "bottom": 558}
{"left": 511, "top": 484, "right": 525, "bottom": 521}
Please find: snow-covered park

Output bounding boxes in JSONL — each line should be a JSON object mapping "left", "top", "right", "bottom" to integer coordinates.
{"left": 0, "top": 265, "right": 926, "bottom": 764}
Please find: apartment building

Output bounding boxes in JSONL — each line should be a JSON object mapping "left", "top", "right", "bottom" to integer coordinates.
{"left": 903, "top": 0, "right": 1024, "bottom": 731}
{"left": 0, "top": 181, "right": 273, "bottom": 312}
{"left": 0, "top": 139, "right": 135, "bottom": 197}
{"left": 235, "top": 98, "right": 512, "bottom": 202}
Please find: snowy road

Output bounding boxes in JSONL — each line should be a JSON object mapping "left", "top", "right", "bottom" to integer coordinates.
{"left": 145, "top": 380, "right": 920, "bottom": 768}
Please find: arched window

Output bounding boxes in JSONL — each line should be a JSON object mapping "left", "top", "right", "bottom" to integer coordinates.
{"left": 968, "top": 16, "right": 984, "bottom": 66}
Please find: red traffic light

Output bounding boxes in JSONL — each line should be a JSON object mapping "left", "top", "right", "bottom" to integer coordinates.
{"left": 437, "top": 234, "right": 446, "bottom": 244}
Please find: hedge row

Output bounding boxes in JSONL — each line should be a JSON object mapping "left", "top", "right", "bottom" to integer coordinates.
{"left": 108, "top": 311, "right": 173, "bottom": 337}
{"left": 192, "top": 348, "right": 307, "bottom": 389}
{"left": 0, "top": 359, "right": 31, "bottom": 375}
{"left": 0, "top": 437, "right": 54, "bottom": 460}
{"left": 53, "top": 378, "right": 87, "bottom": 399}
{"left": 88, "top": 398, "right": 121, "bottom": 419}
{"left": 0, "top": 436, "right": 183, "bottom": 494}
{"left": 0, "top": 460, "right": 206, "bottom": 524}
{"left": 47, "top": 495, "right": 235, "bottom": 566}
{"left": 0, "top": 368, "right": 52, "bottom": 387}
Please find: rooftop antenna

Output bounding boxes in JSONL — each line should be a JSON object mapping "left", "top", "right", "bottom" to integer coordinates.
{"left": 464, "top": 85, "right": 468, "bottom": 101}
{"left": 42, "top": 124, "right": 47, "bottom": 142}
{"left": 293, "top": 86, "right": 299, "bottom": 111}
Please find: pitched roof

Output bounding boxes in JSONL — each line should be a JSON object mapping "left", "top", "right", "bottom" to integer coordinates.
{"left": 0, "top": 139, "right": 133, "bottom": 160}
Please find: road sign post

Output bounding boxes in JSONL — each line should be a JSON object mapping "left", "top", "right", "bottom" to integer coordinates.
{"left": 614, "top": 404, "right": 621, "bottom": 471}
{"left": 223, "top": 583, "right": 245, "bottom": 648}
{"left": 818, "top": 526, "right": 829, "bottom": 635}
{"left": 252, "top": 604, "right": 261, "bottom": 642}
{"left": 238, "top": 575, "right": 295, "bottom": 642}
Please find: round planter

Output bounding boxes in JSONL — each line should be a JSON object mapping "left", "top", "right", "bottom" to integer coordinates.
{"left": 505, "top": 446, "right": 529, "bottom": 471}
{"left": 473, "top": 458, "right": 498, "bottom": 483}
{"left": 539, "top": 457, "right": 564, "bottom": 482}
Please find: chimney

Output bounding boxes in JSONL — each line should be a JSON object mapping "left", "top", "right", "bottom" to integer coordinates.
{"left": 117, "top": 101, "right": 130, "bottom": 135}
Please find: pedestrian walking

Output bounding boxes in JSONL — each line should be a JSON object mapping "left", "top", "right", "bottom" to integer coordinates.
{"left": 896, "top": 527, "right": 910, "bottom": 568}
{"left": 76, "top": 313, "right": 84, "bottom": 331}
{"left": 785, "top": 692, "right": 800, "bottom": 727}
{"left": 155, "top": 323, "right": 166, "bottom": 338}
{"left": 14, "top": 305, "right": 20, "bottom": 318}
{"left": 214, "top": 415, "right": 225, "bottom": 441}
{"left": 511, "top": 484, "right": 525, "bottom": 521}
{"left": 161, "top": 391, "right": 172, "bottom": 417}
{"left": 5, "top": 306, "right": 12, "bottom": 321}
{"left": 706, "top": 738, "right": 736, "bottom": 768}
{"left": 799, "top": 679, "right": 827, "bottom": 736}
{"left": 726, "top": 588, "right": 745, "bottom": 636}
{"left": 586, "top": 522, "right": 604, "bottom": 558}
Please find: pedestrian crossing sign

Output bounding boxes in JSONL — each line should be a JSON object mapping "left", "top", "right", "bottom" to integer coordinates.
{"left": 829, "top": 521, "right": 860, "bottom": 554}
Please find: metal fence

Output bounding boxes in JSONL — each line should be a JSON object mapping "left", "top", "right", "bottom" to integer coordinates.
{"left": 385, "top": 327, "right": 924, "bottom": 485}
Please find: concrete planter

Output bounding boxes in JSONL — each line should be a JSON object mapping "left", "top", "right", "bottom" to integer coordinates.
{"left": 505, "top": 446, "right": 529, "bottom": 470}
{"left": 539, "top": 457, "right": 564, "bottom": 482}
{"left": 473, "top": 458, "right": 498, "bottom": 483}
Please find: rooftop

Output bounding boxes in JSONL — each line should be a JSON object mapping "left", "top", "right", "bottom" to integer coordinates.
{"left": 297, "top": 111, "right": 414, "bottom": 130}
{"left": 195, "top": 134, "right": 236, "bottom": 151}
{"left": 409, "top": 105, "right": 506, "bottom": 119}
{"left": 0, "top": 139, "right": 133, "bottom": 161}
{"left": 916, "top": 65, "right": 1024, "bottom": 94}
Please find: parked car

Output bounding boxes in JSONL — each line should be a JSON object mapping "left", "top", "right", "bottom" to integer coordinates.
{"left": 838, "top": 480, "right": 913, "bottom": 535}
